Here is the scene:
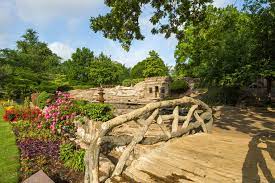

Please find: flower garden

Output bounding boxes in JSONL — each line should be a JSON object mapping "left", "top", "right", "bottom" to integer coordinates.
{"left": 0, "top": 91, "right": 113, "bottom": 182}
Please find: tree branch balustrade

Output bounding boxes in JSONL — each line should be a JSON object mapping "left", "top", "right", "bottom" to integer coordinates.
{"left": 83, "top": 97, "right": 213, "bottom": 183}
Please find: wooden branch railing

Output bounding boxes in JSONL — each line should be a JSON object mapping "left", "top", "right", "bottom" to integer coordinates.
{"left": 84, "top": 97, "right": 213, "bottom": 183}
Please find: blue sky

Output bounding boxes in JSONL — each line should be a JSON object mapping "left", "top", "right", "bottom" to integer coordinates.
{"left": 0, "top": 0, "right": 243, "bottom": 67}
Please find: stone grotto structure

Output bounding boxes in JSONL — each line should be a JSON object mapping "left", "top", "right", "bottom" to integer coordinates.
{"left": 69, "top": 76, "right": 171, "bottom": 104}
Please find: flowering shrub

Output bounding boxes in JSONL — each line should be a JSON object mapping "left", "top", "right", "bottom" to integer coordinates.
{"left": 42, "top": 91, "right": 76, "bottom": 133}
{"left": 12, "top": 121, "right": 60, "bottom": 141}
{"left": 3, "top": 106, "right": 44, "bottom": 123}
{"left": 19, "top": 107, "right": 44, "bottom": 123}
{"left": 3, "top": 108, "right": 18, "bottom": 122}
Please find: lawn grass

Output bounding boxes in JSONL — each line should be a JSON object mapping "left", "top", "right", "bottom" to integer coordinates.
{"left": 0, "top": 107, "right": 20, "bottom": 183}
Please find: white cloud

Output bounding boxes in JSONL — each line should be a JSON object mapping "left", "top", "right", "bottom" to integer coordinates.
{"left": 49, "top": 42, "right": 74, "bottom": 61}
{"left": 99, "top": 12, "right": 178, "bottom": 67}
{"left": 101, "top": 32, "right": 177, "bottom": 67}
{"left": 139, "top": 15, "right": 154, "bottom": 32}
{"left": 0, "top": 1, "right": 15, "bottom": 48}
{"left": 0, "top": 33, "right": 10, "bottom": 48}
{"left": 0, "top": 1, "right": 14, "bottom": 26}
{"left": 15, "top": 0, "right": 103, "bottom": 25}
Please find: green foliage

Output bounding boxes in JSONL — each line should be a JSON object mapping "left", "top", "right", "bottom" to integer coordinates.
{"left": 59, "top": 143, "right": 74, "bottom": 162}
{"left": 175, "top": 4, "right": 274, "bottom": 88}
{"left": 36, "top": 91, "right": 53, "bottom": 109}
{"left": 130, "top": 61, "right": 146, "bottom": 79}
{"left": 12, "top": 121, "right": 60, "bottom": 141}
{"left": 11, "top": 120, "right": 31, "bottom": 132}
{"left": 142, "top": 51, "right": 169, "bottom": 78}
{"left": 36, "top": 82, "right": 59, "bottom": 94}
{"left": 62, "top": 51, "right": 130, "bottom": 86}
{"left": 89, "top": 55, "right": 124, "bottom": 86}
{"left": 59, "top": 143, "right": 85, "bottom": 171}
{"left": 170, "top": 80, "right": 189, "bottom": 93}
{"left": 130, "top": 50, "right": 169, "bottom": 79}
{"left": 0, "top": 29, "right": 61, "bottom": 99}
{"left": 78, "top": 103, "right": 113, "bottom": 122}
{"left": 201, "top": 87, "right": 241, "bottom": 105}
{"left": 62, "top": 47, "right": 94, "bottom": 82}
{"left": 19, "top": 128, "right": 59, "bottom": 141}
{"left": 0, "top": 107, "right": 20, "bottom": 183}
{"left": 73, "top": 100, "right": 89, "bottom": 108}
{"left": 122, "top": 78, "right": 144, "bottom": 86}
{"left": 90, "top": 0, "right": 211, "bottom": 50}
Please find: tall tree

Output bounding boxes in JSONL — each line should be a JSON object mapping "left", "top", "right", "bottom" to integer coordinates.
{"left": 130, "top": 60, "right": 146, "bottom": 79}
{"left": 0, "top": 29, "right": 60, "bottom": 99}
{"left": 130, "top": 50, "right": 169, "bottom": 78}
{"left": 175, "top": 2, "right": 274, "bottom": 100}
{"left": 243, "top": 0, "right": 275, "bottom": 101}
{"left": 90, "top": 0, "right": 212, "bottom": 50}
{"left": 63, "top": 47, "right": 95, "bottom": 82}
{"left": 89, "top": 53, "right": 129, "bottom": 86}
{"left": 143, "top": 50, "right": 169, "bottom": 77}
{"left": 16, "top": 29, "right": 60, "bottom": 72}
{"left": 175, "top": 5, "right": 270, "bottom": 85}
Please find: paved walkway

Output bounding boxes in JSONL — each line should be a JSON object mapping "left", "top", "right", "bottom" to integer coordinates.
{"left": 118, "top": 107, "right": 275, "bottom": 183}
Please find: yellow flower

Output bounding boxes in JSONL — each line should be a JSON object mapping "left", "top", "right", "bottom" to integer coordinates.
{"left": 5, "top": 106, "right": 14, "bottom": 110}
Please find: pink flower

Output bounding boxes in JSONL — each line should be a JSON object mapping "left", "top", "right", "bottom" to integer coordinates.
{"left": 38, "top": 124, "right": 42, "bottom": 129}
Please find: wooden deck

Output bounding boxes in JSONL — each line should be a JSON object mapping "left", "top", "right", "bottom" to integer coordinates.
{"left": 112, "top": 107, "right": 275, "bottom": 183}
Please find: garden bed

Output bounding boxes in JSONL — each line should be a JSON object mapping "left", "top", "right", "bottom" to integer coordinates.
{"left": 1, "top": 91, "right": 114, "bottom": 183}
{"left": 11, "top": 121, "right": 84, "bottom": 183}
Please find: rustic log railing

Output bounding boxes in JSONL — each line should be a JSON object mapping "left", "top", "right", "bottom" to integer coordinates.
{"left": 84, "top": 97, "right": 213, "bottom": 183}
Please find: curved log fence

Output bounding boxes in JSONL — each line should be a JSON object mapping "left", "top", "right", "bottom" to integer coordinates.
{"left": 84, "top": 97, "right": 213, "bottom": 183}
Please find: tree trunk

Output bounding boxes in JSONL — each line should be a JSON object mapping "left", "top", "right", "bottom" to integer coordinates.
{"left": 266, "top": 77, "right": 272, "bottom": 103}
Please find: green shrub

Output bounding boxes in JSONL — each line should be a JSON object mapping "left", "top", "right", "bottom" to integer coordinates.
{"left": 122, "top": 78, "right": 144, "bottom": 87}
{"left": 56, "top": 85, "right": 74, "bottom": 92}
{"left": 59, "top": 143, "right": 74, "bottom": 162}
{"left": 73, "top": 100, "right": 89, "bottom": 108}
{"left": 59, "top": 143, "right": 85, "bottom": 171}
{"left": 201, "top": 87, "right": 241, "bottom": 105}
{"left": 18, "top": 128, "right": 59, "bottom": 141}
{"left": 171, "top": 79, "right": 189, "bottom": 93}
{"left": 3, "top": 82, "right": 34, "bottom": 100}
{"left": 77, "top": 102, "right": 113, "bottom": 122}
{"left": 36, "top": 91, "right": 53, "bottom": 109}
{"left": 72, "top": 100, "right": 89, "bottom": 115}
{"left": 37, "top": 82, "right": 58, "bottom": 94}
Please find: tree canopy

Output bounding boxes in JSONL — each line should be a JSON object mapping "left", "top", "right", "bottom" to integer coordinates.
{"left": 61, "top": 50, "right": 129, "bottom": 86}
{"left": 89, "top": 53, "right": 129, "bottom": 86}
{"left": 0, "top": 29, "right": 61, "bottom": 99}
{"left": 130, "top": 50, "right": 168, "bottom": 78}
{"left": 90, "top": 0, "right": 212, "bottom": 50}
{"left": 174, "top": 2, "right": 274, "bottom": 87}
{"left": 62, "top": 47, "right": 95, "bottom": 82}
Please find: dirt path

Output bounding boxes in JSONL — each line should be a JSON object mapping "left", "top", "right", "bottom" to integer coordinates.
{"left": 113, "top": 106, "right": 275, "bottom": 183}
